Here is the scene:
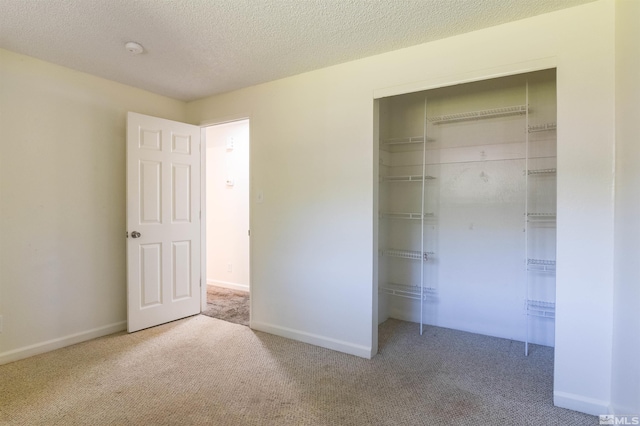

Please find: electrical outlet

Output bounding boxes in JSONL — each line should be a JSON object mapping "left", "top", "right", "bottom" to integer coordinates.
{"left": 227, "top": 264, "right": 233, "bottom": 273}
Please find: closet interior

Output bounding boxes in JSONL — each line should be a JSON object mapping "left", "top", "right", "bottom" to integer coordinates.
{"left": 376, "top": 70, "right": 557, "bottom": 353}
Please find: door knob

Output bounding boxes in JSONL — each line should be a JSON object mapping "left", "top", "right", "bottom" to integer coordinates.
{"left": 131, "top": 231, "right": 141, "bottom": 238}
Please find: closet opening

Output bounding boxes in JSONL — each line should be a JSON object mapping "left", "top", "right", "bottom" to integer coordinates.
{"left": 202, "top": 119, "right": 251, "bottom": 326}
{"left": 375, "top": 69, "right": 556, "bottom": 355}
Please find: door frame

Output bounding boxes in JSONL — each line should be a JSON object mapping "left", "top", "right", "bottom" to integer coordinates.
{"left": 199, "top": 114, "right": 252, "bottom": 320}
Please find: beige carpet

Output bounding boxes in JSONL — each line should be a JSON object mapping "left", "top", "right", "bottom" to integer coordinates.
{"left": 201, "top": 285, "right": 250, "bottom": 326}
{"left": 0, "top": 316, "right": 596, "bottom": 425}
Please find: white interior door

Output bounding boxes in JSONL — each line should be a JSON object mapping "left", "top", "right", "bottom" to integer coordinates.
{"left": 126, "top": 112, "right": 201, "bottom": 332}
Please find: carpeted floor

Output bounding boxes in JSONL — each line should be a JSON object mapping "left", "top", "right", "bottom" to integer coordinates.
{"left": 0, "top": 316, "right": 597, "bottom": 425}
{"left": 201, "top": 285, "right": 250, "bottom": 326}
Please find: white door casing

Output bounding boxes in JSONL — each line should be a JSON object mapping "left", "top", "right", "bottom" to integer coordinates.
{"left": 126, "top": 112, "right": 201, "bottom": 332}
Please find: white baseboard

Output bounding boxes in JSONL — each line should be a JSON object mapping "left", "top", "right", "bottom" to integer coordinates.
{"left": 207, "top": 279, "right": 249, "bottom": 292}
{"left": 251, "top": 320, "right": 374, "bottom": 359}
{"left": 0, "top": 321, "right": 127, "bottom": 366}
{"left": 554, "top": 391, "right": 610, "bottom": 416}
{"left": 609, "top": 402, "right": 640, "bottom": 416}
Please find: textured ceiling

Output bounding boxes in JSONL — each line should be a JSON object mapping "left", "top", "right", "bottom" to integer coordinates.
{"left": 0, "top": 0, "right": 594, "bottom": 102}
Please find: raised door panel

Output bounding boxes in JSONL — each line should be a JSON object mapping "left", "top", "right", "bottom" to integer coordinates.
{"left": 140, "top": 243, "right": 162, "bottom": 307}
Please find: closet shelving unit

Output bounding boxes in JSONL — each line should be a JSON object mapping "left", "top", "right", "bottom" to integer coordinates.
{"left": 380, "top": 102, "right": 538, "bottom": 336}
{"left": 379, "top": 122, "right": 436, "bottom": 334}
{"left": 378, "top": 71, "right": 556, "bottom": 351}
{"left": 524, "top": 114, "right": 557, "bottom": 356}
{"left": 429, "top": 101, "right": 556, "bottom": 355}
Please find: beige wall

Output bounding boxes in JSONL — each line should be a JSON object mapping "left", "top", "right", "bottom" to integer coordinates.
{"left": 187, "top": 0, "right": 618, "bottom": 415}
{"left": 0, "top": 49, "right": 186, "bottom": 362}
{"left": 612, "top": 0, "right": 640, "bottom": 416}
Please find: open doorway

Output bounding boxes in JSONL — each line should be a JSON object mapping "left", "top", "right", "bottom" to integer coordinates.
{"left": 202, "top": 119, "right": 251, "bottom": 326}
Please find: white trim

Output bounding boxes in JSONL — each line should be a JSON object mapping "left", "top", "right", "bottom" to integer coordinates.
{"left": 207, "top": 280, "right": 249, "bottom": 292}
{"left": 609, "top": 403, "right": 640, "bottom": 416}
{"left": 554, "top": 391, "right": 610, "bottom": 416}
{"left": 251, "top": 321, "right": 374, "bottom": 359}
{"left": 0, "top": 321, "right": 126, "bottom": 366}
{"left": 200, "top": 126, "right": 208, "bottom": 312}
{"left": 373, "top": 57, "right": 558, "bottom": 99}
{"left": 198, "top": 113, "right": 251, "bottom": 127}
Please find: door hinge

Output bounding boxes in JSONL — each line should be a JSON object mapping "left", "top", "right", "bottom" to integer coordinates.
{"left": 248, "top": 229, "right": 250, "bottom": 236}
{"left": 200, "top": 278, "right": 202, "bottom": 288}
{"left": 126, "top": 231, "right": 129, "bottom": 238}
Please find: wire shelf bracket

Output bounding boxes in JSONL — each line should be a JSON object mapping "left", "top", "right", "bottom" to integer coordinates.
{"left": 380, "top": 212, "right": 435, "bottom": 220}
{"left": 526, "top": 213, "right": 556, "bottom": 224}
{"left": 527, "top": 168, "right": 557, "bottom": 175}
{"left": 381, "top": 249, "right": 435, "bottom": 261}
{"left": 528, "top": 123, "right": 557, "bottom": 133}
{"left": 382, "top": 175, "right": 437, "bottom": 182}
{"left": 527, "top": 258, "right": 556, "bottom": 272}
{"left": 381, "top": 136, "right": 435, "bottom": 146}
{"left": 526, "top": 299, "right": 556, "bottom": 318}
{"left": 380, "top": 283, "right": 438, "bottom": 301}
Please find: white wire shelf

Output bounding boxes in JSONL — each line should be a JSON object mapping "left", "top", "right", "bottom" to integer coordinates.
{"left": 526, "top": 300, "right": 556, "bottom": 318}
{"left": 428, "top": 105, "right": 527, "bottom": 124}
{"left": 380, "top": 283, "right": 438, "bottom": 301}
{"left": 381, "top": 136, "right": 434, "bottom": 146}
{"left": 527, "top": 168, "right": 556, "bottom": 175}
{"left": 381, "top": 175, "right": 437, "bottom": 182}
{"left": 527, "top": 213, "right": 556, "bottom": 223}
{"left": 381, "top": 249, "right": 435, "bottom": 261}
{"left": 380, "top": 212, "right": 435, "bottom": 220}
{"left": 528, "top": 123, "right": 557, "bottom": 133}
{"left": 527, "top": 258, "right": 556, "bottom": 272}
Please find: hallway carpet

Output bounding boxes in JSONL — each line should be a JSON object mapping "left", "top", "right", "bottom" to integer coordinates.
{"left": 201, "top": 285, "right": 250, "bottom": 326}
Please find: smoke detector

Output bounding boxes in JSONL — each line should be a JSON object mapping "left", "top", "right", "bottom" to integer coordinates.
{"left": 125, "top": 41, "right": 144, "bottom": 55}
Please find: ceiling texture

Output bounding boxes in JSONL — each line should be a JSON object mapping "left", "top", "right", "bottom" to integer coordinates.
{"left": 0, "top": 0, "right": 594, "bottom": 102}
